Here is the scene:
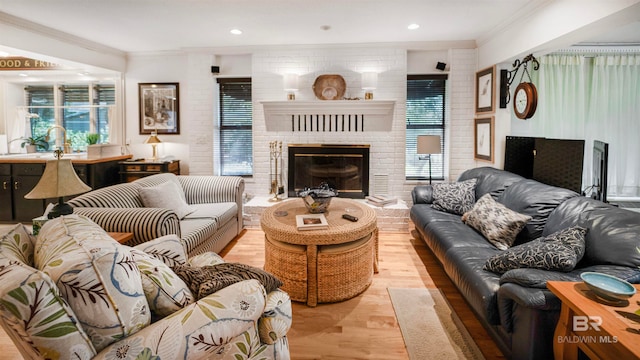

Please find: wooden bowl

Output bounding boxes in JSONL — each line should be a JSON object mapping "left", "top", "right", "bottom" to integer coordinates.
{"left": 313, "top": 74, "right": 346, "bottom": 100}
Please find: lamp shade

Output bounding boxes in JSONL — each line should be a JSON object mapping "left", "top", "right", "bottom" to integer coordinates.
{"left": 283, "top": 73, "right": 299, "bottom": 91}
{"left": 417, "top": 135, "right": 442, "bottom": 155}
{"left": 144, "top": 132, "right": 162, "bottom": 144}
{"left": 361, "top": 72, "right": 378, "bottom": 90}
{"left": 24, "top": 158, "right": 91, "bottom": 199}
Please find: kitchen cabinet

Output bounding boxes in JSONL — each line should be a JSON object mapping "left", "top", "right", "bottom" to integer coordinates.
{"left": 0, "top": 154, "right": 131, "bottom": 222}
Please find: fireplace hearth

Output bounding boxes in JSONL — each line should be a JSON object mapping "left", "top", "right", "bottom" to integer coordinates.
{"left": 288, "top": 144, "right": 370, "bottom": 199}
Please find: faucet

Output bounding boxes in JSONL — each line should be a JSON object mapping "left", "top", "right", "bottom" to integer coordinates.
{"left": 45, "top": 125, "right": 72, "bottom": 154}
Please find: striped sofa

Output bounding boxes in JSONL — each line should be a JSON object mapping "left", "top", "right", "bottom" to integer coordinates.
{"left": 68, "top": 173, "right": 244, "bottom": 256}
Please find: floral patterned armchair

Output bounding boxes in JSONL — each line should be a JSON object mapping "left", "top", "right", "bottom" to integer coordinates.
{"left": 0, "top": 215, "right": 291, "bottom": 359}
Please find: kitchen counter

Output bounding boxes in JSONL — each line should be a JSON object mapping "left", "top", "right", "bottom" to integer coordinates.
{"left": 0, "top": 153, "right": 132, "bottom": 164}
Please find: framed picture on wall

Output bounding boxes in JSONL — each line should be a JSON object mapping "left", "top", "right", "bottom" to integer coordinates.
{"left": 139, "top": 82, "right": 180, "bottom": 134}
{"left": 475, "top": 66, "right": 495, "bottom": 113}
{"left": 474, "top": 116, "right": 494, "bottom": 162}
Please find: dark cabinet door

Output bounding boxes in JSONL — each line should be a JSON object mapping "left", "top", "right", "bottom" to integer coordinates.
{"left": 13, "top": 175, "right": 46, "bottom": 221}
{"left": 0, "top": 175, "right": 13, "bottom": 221}
{"left": 12, "top": 164, "right": 46, "bottom": 222}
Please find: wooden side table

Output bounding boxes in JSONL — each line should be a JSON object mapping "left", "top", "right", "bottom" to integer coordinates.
{"left": 548, "top": 281, "right": 640, "bottom": 360}
{"left": 108, "top": 232, "right": 134, "bottom": 244}
{"left": 119, "top": 159, "right": 180, "bottom": 182}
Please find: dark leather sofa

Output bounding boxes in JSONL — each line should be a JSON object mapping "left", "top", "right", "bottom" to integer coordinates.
{"left": 410, "top": 167, "right": 640, "bottom": 359}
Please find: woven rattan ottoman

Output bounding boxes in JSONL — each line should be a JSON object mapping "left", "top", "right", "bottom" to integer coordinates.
{"left": 261, "top": 198, "right": 378, "bottom": 307}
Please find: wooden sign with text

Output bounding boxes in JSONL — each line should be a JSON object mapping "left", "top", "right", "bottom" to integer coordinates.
{"left": 0, "top": 57, "right": 63, "bottom": 70}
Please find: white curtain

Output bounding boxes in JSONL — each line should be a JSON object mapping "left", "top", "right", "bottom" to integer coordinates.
{"left": 588, "top": 55, "right": 640, "bottom": 197}
{"left": 522, "top": 53, "right": 640, "bottom": 198}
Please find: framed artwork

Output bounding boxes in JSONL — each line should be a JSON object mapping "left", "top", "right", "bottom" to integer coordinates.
{"left": 474, "top": 116, "right": 494, "bottom": 162}
{"left": 475, "top": 66, "right": 495, "bottom": 113}
{"left": 139, "top": 82, "right": 180, "bottom": 134}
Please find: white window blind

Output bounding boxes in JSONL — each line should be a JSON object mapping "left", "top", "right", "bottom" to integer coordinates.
{"left": 405, "top": 75, "right": 447, "bottom": 180}
{"left": 218, "top": 78, "right": 253, "bottom": 176}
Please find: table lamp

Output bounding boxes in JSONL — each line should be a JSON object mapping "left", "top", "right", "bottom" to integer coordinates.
{"left": 24, "top": 150, "right": 92, "bottom": 218}
{"left": 417, "top": 135, "right": 442, "bottom": 184}
{"left": 144, "top": 131, "right": 162, "bottom": 161}
{"left": 283, "top": 73, "right": 299, "bottom": 100}
{"left": 362, "top": 72, "right": 378, "bottom": 100}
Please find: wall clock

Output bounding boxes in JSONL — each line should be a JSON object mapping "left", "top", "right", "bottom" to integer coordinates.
{"left": 513, "top": 82, "right": 537, "bottom": 119}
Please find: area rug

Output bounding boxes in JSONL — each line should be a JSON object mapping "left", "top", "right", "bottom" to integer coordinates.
{"left": 387, "top": 287, "right": 485, "bottom": 360}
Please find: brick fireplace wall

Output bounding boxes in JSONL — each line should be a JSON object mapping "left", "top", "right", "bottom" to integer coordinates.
{"left": 182, "top": 47, "right": 478, "bottom": 205}
{"left": 247, "top": 47, "right": 477, "bottom": 203}
{"left": 249, "top": 47, "right": 408, "bottom": 200}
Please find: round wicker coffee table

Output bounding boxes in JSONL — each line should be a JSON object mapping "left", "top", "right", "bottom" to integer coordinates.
{"left": 261, "top": 198, "right": 378, "bottom": 307}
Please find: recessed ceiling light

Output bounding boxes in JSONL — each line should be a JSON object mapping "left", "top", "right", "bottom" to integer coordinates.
{"left": 408, "top": 23, "right": 420, "bottom": 30}
{"left": 18, "top": 73, "right": 28, "bottom": 77}
{"left": 230, "top": 29, "right": 243, "bottom": 35}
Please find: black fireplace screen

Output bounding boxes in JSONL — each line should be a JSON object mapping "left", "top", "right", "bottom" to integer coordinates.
{"left": 288, "top": 144, "right": 370, "bottom": 199}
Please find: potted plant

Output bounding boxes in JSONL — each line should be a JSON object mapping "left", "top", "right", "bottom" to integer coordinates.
{"left": 12, "top": 135, "right": 49, "bottom": 153}
{"left": 86, "top": 133, "right": 100, "bottom": 145}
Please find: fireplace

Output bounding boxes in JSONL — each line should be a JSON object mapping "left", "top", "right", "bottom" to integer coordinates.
{"left": 288, "top": 144, "right": 370, "bottom": 199}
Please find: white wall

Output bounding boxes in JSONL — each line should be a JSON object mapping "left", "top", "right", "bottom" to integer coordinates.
{"left": 125, "top": 53, "right": 193, "bottom": 172}
{"left": 121, "top": 47, "right": 480, "bottom": 204}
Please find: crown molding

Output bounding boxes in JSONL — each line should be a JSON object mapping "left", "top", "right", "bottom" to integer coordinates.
{"left": 0, "top": 11, "right": 125, "bottom": 57}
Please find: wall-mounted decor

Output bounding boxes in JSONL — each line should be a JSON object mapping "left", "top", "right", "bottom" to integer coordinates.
{"left": 513, "top": 82, "right": 538, "bottom": 119}
{"left": 139, "top": 82, "right": 180, "bottom": 134}
{"left": 474, "top": 116, "right": 494, "bottom": 162}
{"left": 500, "top": 54, "right": 540, "bottom": 112}
{"left": 475, "top": 66, "right": 495, "bottom": 114}
{"left": 312, "top": 74, "right": 346, "bottom": 100}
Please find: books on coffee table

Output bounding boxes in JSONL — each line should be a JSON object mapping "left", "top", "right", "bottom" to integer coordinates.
{"left": 296, "top": 214, "right": 329, "bottom": 231}
{"left": 366, "top": 195, "right": 398, "bottom": 207}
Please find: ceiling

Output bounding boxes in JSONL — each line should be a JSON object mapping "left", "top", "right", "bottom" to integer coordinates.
{"left": 0, "top": 0, "right": 638, "bottom": 80}
{"left": 0, "top": 0, "right": 557, "bottom": 53}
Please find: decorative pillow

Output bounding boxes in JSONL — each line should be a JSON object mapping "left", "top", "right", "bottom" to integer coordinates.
{"left": 431, "top": 178, "right": 477, "bottom": 215}
{"left": 139, "top": 181, "right": 194, "bottom": 219}
{"left": 34, "top": 215, "right": 150, "bottom": 352}
{"left": 0, "top": 256, "right": 96, "bottom": 359}
{"left": 131, "top": 248, "right": 194, "bottom": 317}
{"left": 189, "top": 251, "right": 226, "bottom": 267}
{"left": 134, "top": 234, "right": 188, "bottom": 267}
{"left": 484, "top": 226, "right": 588, "bottom": 274}
{"left": 0, "top": 223, "right": 34, "bottom": 264}
{"left": 172, "top": 262, "right": 283, "bottom": 299}
{"left": 462, "top": 193, "right": 531, "bottom": 250}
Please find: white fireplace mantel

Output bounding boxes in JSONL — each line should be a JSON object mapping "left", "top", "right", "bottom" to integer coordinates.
{"left": 261, "top": 100, "right": 396, "bottom": 132}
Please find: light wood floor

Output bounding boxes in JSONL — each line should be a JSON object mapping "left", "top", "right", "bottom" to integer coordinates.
{"left": 0, "top": 229, "right": 505, "bottom": 360}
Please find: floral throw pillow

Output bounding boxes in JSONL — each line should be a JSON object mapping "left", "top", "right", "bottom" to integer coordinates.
{"left": 484, "top": 226, "right": 588, "bottom": 274}
{"left": 462, "top": 193, "right": 531, "bottom": 250}
{"left": 431, "top": 178, "right": 477, "bottom": 215}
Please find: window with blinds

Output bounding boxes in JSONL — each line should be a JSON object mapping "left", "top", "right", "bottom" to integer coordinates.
{"left": 95, "top": 85, "right": 115, "bottom": 143}
{"left": 25, "top": 86, "right": 55, "bottom": 141}
{"left": 218, "top": 78, "right": 253, "bottom": 176}
{"left": 24, "top": 84, "right": 114, "bottom": 151}
{"left": 406, "top": 74, "right": 447, "bottom": 180}
{"left": 62, "top": 85, "right": 90, "bottom": 133}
